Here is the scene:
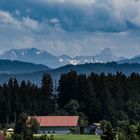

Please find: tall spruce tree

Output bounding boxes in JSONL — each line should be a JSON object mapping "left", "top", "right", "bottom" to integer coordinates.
{"left": 58, "top": 70, "right": 79, "bottom": 107}
{"left": 41, "top": 73, "right": 53, "bottom": 114}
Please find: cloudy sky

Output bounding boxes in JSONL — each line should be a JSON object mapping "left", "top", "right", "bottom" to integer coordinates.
{"left": 0, "top": 0, "right": 140, "bottom": 58}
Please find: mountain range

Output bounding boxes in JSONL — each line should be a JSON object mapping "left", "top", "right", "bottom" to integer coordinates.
{"left": 0, "top": 48, "right": 124, "bottom": 68}
{"left": 0, "top": 47, "right": 140, "bottom": 85}
{"left": 118, "top": 55, "right": 140, "bottom": 64}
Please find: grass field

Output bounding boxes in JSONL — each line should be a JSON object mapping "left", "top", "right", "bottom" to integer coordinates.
{"left": 52, "top": 135, "right": 100, "bottom": 140}
{"left": 34, "top": 134, "right": 100, "bottom": 140}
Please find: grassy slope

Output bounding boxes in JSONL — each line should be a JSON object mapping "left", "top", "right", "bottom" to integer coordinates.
{"left": 53, "top": 135, "right": 100, "bottom": 140}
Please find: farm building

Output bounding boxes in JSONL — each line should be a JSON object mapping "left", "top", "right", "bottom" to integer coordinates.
{"left": 34, "top": 116, "right": 79, "bottom": 134}
{"left": 84, "top": 123, "right": 103, "bottom": 135}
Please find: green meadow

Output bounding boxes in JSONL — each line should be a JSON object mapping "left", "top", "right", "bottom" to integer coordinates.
{"left": 7, "top": 134, "right": 100, "bottom": 140}
{"left": 33, "top": 134, "right": 100, "bottom": 140}
{"left": 52, "top": 135, "right": 100, "bottom": 140}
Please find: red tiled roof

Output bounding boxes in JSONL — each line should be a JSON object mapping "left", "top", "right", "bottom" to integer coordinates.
{"left": 0, "top": 133, "right": 7, "bottom": 140}
{"left": 34, "top": 116, "right": 79, "bottom": 127}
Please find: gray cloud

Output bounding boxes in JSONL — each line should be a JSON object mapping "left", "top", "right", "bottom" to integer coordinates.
{"left": 31, "top": 0, "right": 140, "bottom": 31}
{"left": 0, "top": 1, "right": 140, "bottom": 58}
{"left": 1, "top": 0, "right": 140, "bottom": 31}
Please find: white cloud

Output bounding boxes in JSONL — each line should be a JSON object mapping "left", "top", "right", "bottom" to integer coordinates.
{"left": 22, "top": 17, "right": 41, "bottom": 31}
{"left": 110, "top": 0, "right": 140, "bottom": 25}
{"left": 0, "top": 11, "right": 16, "bottom": 24}
{"left": 0, "top": 11, "right": 42, "bottom": 33}
{"left": 50, "top": 18, "right": 59, "bottom": 24}
{"left": 36, "top": 0, "right": 96, "bottom": 5}
{"left": 15, "top": 10, "right": 20, "bottom": 16}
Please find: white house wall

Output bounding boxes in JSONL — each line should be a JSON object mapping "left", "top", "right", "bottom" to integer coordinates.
{"left": 39, "top": 127, "right": 72, "bottom": 134}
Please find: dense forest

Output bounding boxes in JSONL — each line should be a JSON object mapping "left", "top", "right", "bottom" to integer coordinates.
{"left": 0, "top": 71, "right": 140, "bottom": 128}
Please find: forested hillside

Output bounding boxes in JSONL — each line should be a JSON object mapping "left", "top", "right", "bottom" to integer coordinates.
{"left": 0, "top": 71, "right": 140, "bottom": 127}
{"left": 2, "top": 62, "right": 140, "bottom": 85}
{"left": 0, "top": 60, "right": 50, "bottom": 74}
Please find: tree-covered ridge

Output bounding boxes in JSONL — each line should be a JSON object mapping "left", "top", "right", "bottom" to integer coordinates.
{"left": 0, "top": 59, "right": 50, "bottom": 74}
{"left": 2, "top": 62, "right": 140, "bottom": 85}
{"left": 0, "top": 71, "right": 140, "bottom": 128}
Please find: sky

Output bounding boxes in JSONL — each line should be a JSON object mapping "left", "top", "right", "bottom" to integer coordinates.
{"left": 0, "top": 0, "right": 140, "bottom": 58}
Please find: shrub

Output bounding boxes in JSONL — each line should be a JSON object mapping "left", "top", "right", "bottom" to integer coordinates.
{"left": 12, "top": 134, "right": 23, "bottom": 140}
{"left": 50, "top": 135, "right": 54, "bottom": 140}
{"left": 33, "top": 135, "right": 48, "bottom": 140}
{"left": 33, "top": 137, "right": 40, "bottom": 140}
{"left": 41, "top": 135, "right": 48, "bottom": 140}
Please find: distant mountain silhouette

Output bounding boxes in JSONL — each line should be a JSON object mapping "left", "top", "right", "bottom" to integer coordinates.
{"left": 1, "top": 62, "right": 140, "bottom": 85}
{"left": 118, "top": 55, "right": 140, "bottom": 64}
{"left": 95, "top": 48, "right": 122, "bottom": 62}
{"left": 0, "top": 59, "right": 50, "bottom": 75}
{"left": 0, "top": 48, "right": 60, "bottom": 68}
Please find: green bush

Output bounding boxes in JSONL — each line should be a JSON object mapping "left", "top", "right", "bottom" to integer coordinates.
{"left": 41, "top": 135, "right": 48, "bottom": 140}
{"left": 33, "top": 137, "right": 41, "bottom": 140}
{"left": 50, "top": 135, "right": 54, "bottom": 140}
{"left": 12, "top": 134, "right": 24, "bottom": 140}
{"left": 7, "top": 138, "right": 13, "bottom": 140}
{"left": 33, "top": 135, "right": 48, "bottom": 140}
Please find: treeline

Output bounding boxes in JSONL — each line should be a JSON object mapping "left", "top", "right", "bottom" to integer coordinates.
{"left": 58, "top": 71, "right": 140, "bottom": 126}
{"left": 0, "top": 74, "right": 54, "bottom": 125}
{"left": 0, "top": 71, "right": 140, "bottom": 127}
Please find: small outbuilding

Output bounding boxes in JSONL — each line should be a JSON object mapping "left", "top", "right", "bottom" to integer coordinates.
{"left": 84, "top": 123, "right": 103, "bottom": 135}
{"left": 34, "top": 116, "right": 79, "bottom": 134}
{"left": 7, "top": 128, "right": 14, "bottom": 133}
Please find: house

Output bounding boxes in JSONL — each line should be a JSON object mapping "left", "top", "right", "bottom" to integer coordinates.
{"left": 84, "top": 123, "right": 103, "bottom": 135}
{"left": 0, "top": 132, "right": 7, "bottom": 140}
{"left": 94, "top": 123, "right": 103, "bottom": 135}
{"left": 34, "top": 116, "right": 79, "bottom": 134}
{"left": 6, "top": 128, "right": 14, "bottom": 133}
